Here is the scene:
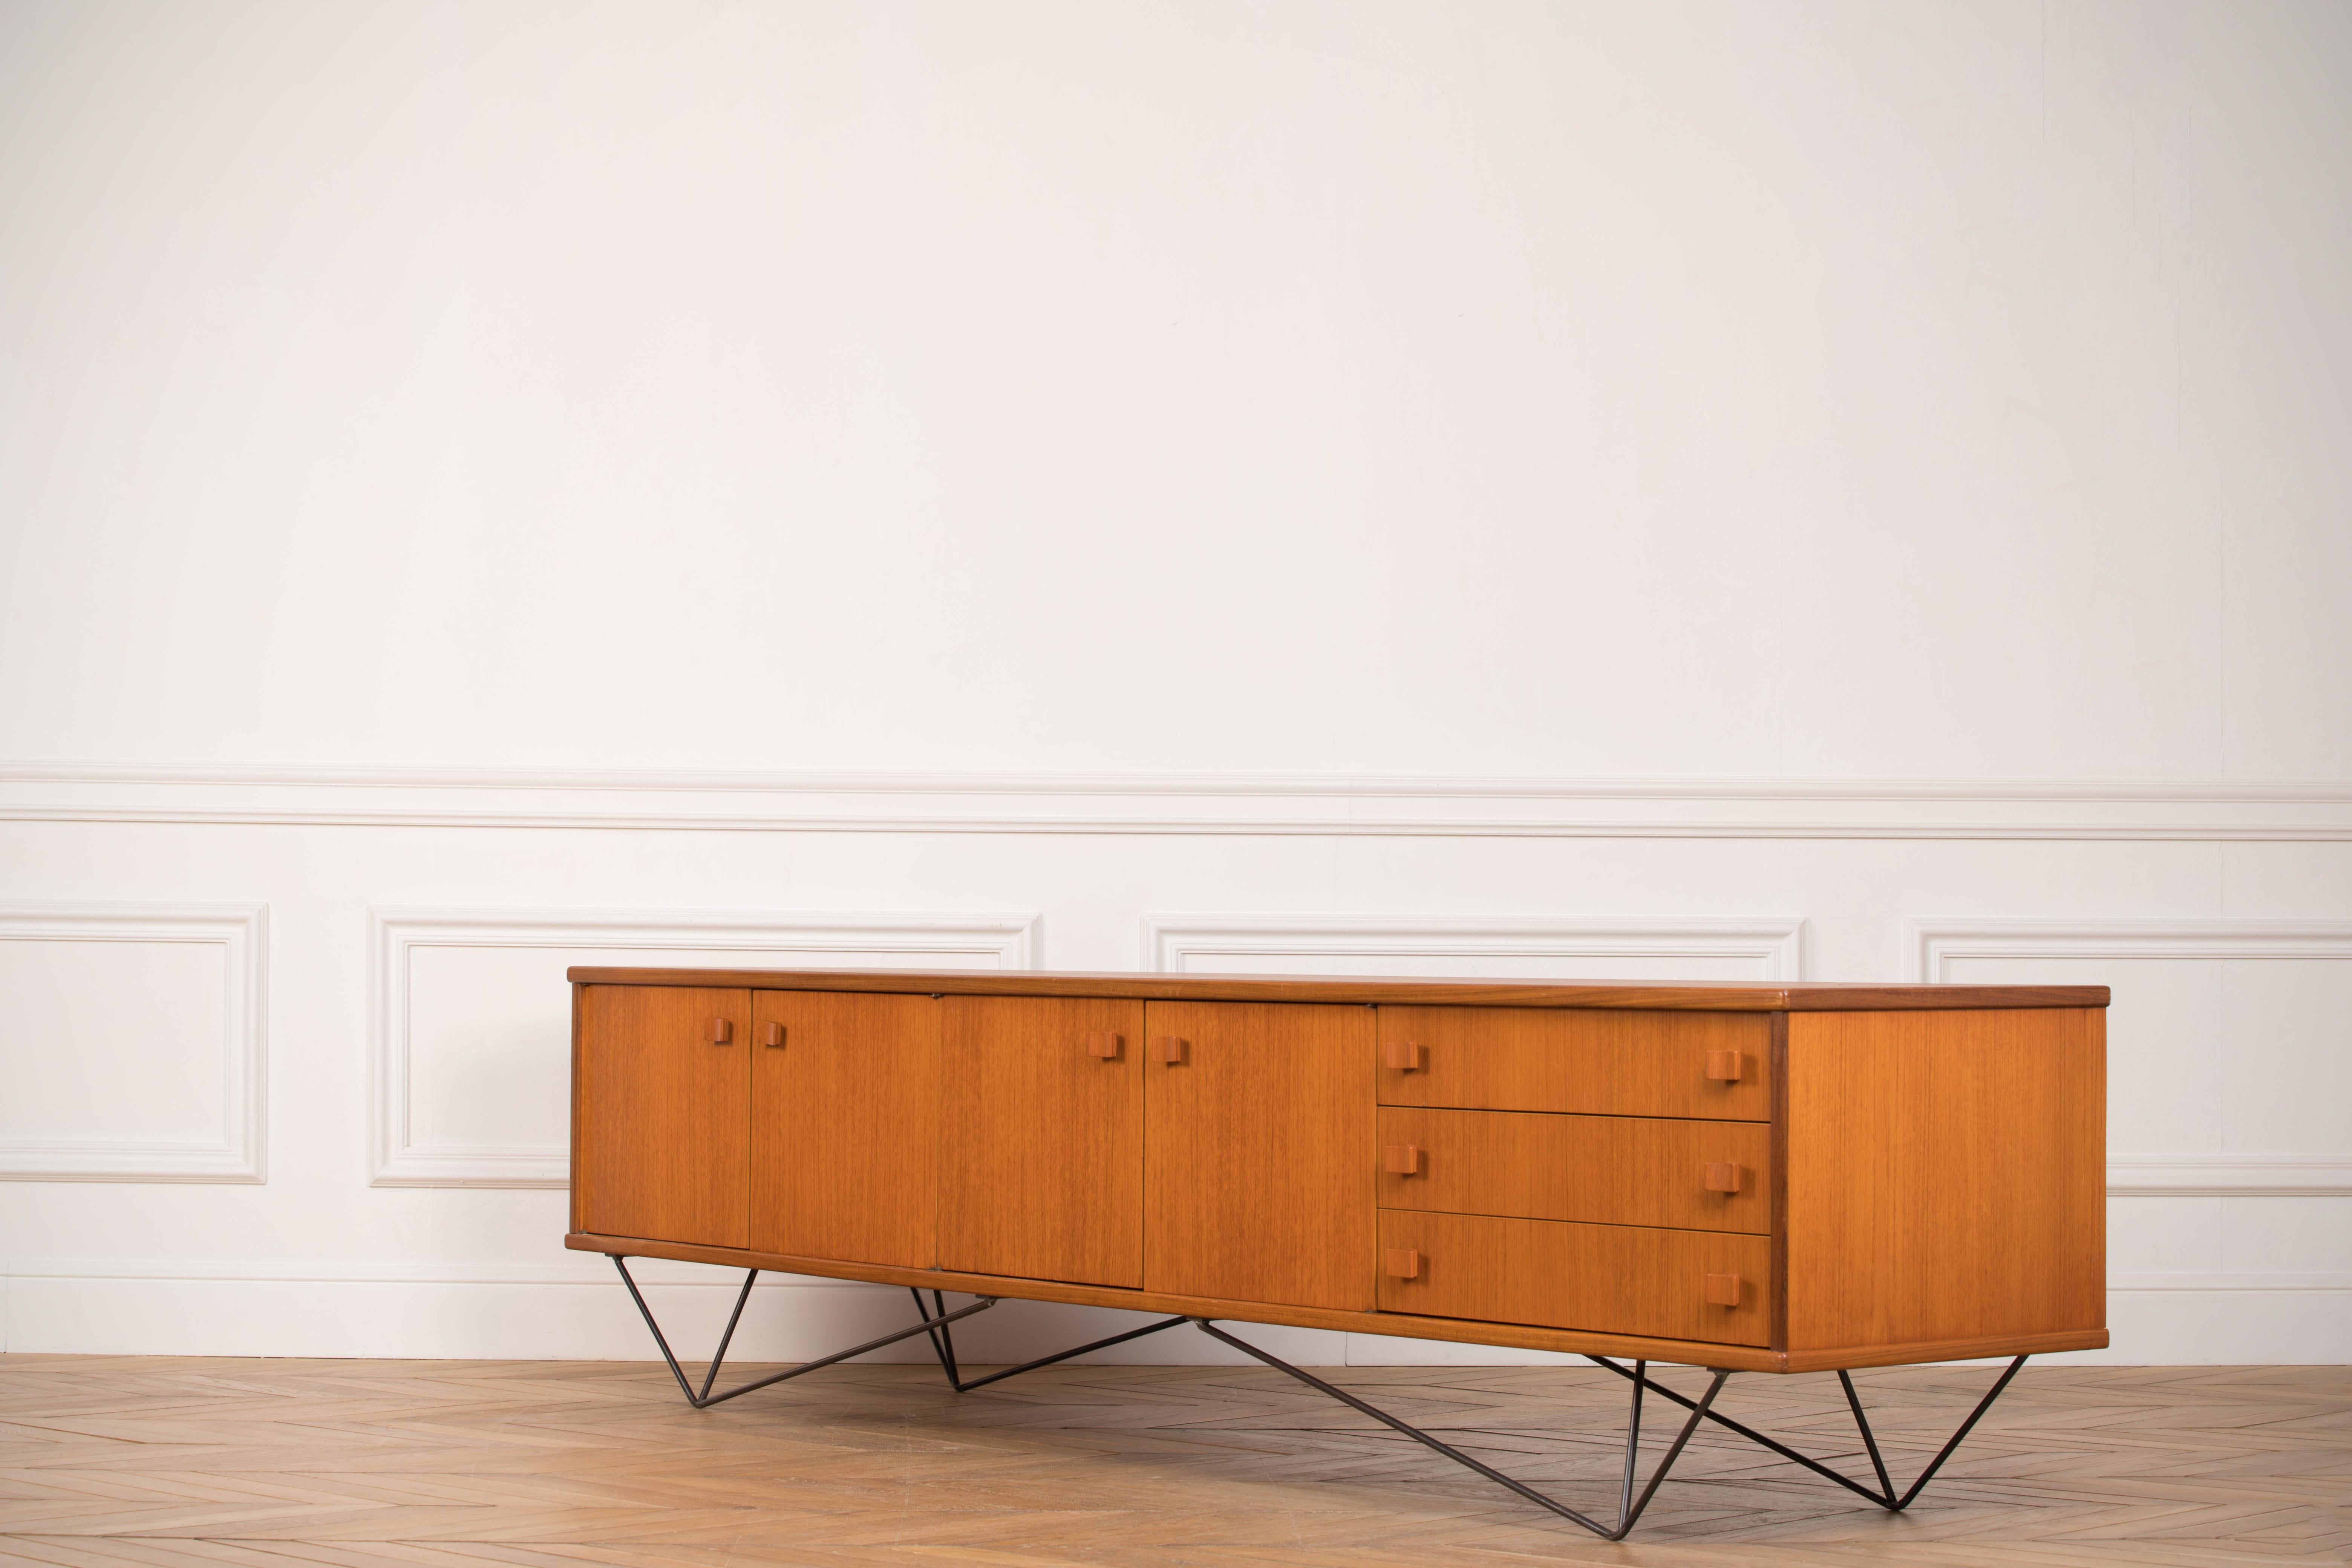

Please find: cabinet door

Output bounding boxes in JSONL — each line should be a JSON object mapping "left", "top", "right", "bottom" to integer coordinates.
{"left": 939, "top": 997, "right": 1145, "bottom": 1287}
{"left": 750, "top": 990, "right": 940, "bottom": 1268}
{"left": 1143, "top": 1000, "right": 1375, "bottom": 1310}
{"left": 574, "top": 985, "right": 751, "bottom": 1248}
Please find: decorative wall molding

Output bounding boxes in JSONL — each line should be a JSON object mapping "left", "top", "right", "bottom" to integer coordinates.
{"left": 5, "top": 760, "right": 2349, "bottom": 840}
{"left": 1144, "top": 913, "right": 1805, "bottom": 978}
{"left": 369, "top": 907, "right": 1040, "bottom": 1189}
{"left": 0, "top": 903, "right": 267, "bottom": 1183}
{"left": 1909, "top": 919, "right": 2352, "bottom": 1199}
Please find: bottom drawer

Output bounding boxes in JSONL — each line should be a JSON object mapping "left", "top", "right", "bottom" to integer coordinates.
{"left": 1378, "top": 1211, "right": 1772, "bottom": 1348}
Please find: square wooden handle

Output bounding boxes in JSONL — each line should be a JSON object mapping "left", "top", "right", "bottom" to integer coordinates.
{"left": 1704, "top": 1161, "right": 1741, "bottom": 1193}
{"left": 1383, "top": 1041, "right": 1424, "bottom": 1071}
{"left": 1152, "top": 1037, "right": 1187, "bottom": 1065}
{"left": 1383, "top": 1144, "right": 1421, "bottom": 1176}
{"left": 1086, "top": 1032, "right": 1122, "bottom": 1059}
{"left": 708, "top": 1018, "right": 733, "bottom": 1044}
{"left": 1384, "top": 1248, "right": 1421, "bottom": 1279}
{"left": 1705, "top": 1273, "right": 1742, "bottom": 1306}
{"left": 761, "top": 1021, "right": 786, "bottom": 1049}
{"left": 1705, "top": 1049, "right": 1744, "bottom": 1082}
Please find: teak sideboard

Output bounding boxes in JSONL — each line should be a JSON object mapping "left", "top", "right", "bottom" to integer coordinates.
{"left": 566, "top": 968, "right": 2108, "bottom": 1375}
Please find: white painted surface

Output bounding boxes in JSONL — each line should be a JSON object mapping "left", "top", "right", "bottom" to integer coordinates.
{"left": 1, "top": 2, "right": 2347, "bottom": 1362}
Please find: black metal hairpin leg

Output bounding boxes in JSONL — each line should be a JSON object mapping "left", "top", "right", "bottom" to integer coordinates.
{"left": 1193, "top": 1318, "right": 1729, "bottom": 1540}
{"left": 908, "top": 1286, "right": 1190, "bottom": 1394}
{"left": 1586, "top": 1352, "right": 2028, "bottom": 1511}
{"left": 611, "top": 1255, "right": 997, "bottom": 1409}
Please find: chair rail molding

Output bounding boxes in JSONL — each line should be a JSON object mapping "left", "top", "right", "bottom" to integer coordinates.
{"left": 1143, "top": 913, "right": 1805, "bottom": 980}
{"left": 0, "top": 902, "right": 268, "bottom": 1183}
{"left": 1907, "top": 918, "right": 2352, "bottom": 1199}
{"left": 4, "top": 760, "right": 2349, "bottom": 840}
{"left": 368, "top": 906, "right": 1040, "bottom": 1189}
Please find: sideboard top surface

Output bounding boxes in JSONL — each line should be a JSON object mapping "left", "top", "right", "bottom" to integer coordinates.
{"left": 564, "top": 966, "right": 2107, "bottom": 1012}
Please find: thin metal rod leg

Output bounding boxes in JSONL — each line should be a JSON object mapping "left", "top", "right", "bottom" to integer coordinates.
{"left": 1838, "top": 1369, "right": 1898, "bottom": 1502}
{"left": 949, "top": 1314, "right": 1191, "bottom": 1393}
{"left": 910, "top": 1288, "right": 964, "bottom": 1389}
{"left": 1589, "top": 1352, "right": 2028, "bottom": 1512}
{"left": 614, "top": 1254, "right": 997, "bottom": 1409}
{"left": 1193, "top": 1318, "right": 1729, "bottom": 1540}
{"left": 1880, "top": 1356, "right": 2029, "bottom": 1510}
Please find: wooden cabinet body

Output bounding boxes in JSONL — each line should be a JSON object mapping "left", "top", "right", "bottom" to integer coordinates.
{"left": 570, "top": 969, "right": 2109, "bottom": 1374}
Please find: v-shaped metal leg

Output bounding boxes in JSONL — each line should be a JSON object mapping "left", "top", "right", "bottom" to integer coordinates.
{"left": 906, "top": 1287, "right": 1191, "bottom": 1393}
{"left": 612, "top": 1256, "right": 998, "bottom": 1409}
{"left": 1194, "top": 1318, "right": 1730, "bottom": 1540}
{"left": 1586, "top": 1353, "right": 2029, "bottom": 1511}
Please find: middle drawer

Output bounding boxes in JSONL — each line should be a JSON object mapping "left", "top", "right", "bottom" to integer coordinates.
{"left": 1378, "top": 1107, "right": 1771, "bottom": 1235}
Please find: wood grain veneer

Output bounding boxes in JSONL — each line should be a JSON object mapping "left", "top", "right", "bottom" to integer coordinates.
{"left": 1376, "top": 1211, "right": 1773, "bottom": 1347}
{"left": 1377, "top": 1106, "right": 1770, "bottom": 1234}
{"left": 1784, "top": 1008, "right": 2106, "bottom": 1352}
{"left": 567, "top": 966, "right": 2109, "bottom": 1011}
{"left": 1142, "top": 1000, "right": 1375, "bottom": 1311}
{"left": 749, "top": 990, "right": 940, "bottom": 1269}
{"left": 574, "top": 985, "right": 751, "bottom": 1249}
{"left": 1378, "top": 1006, "right": 1772, "bottom": 1120}
{"left": 938, "top": 996, "right": 1144, "bottom": 1288}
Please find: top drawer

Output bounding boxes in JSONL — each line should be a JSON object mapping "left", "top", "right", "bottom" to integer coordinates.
{"left": 1378, "top": 1007, "right": 1771, "bottom": 1121}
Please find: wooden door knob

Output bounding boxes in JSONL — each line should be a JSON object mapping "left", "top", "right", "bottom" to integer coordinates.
{"left": 1086, "top": 1032, "right": 1122, "bottom": 1060}
{"left": 1383, "top": 1041, "right": 1425, "bottom": 1071}
{"left": 708, "top": 1018, "right": 733, "bottom": 1044}
{"left": 1704, "top": 1273, "right": 1742, "bottom": 1306}
{"left": 1152, "top": 1036, "right": 1187, "bottom": 1065}
{"left": 1705, "top": 1050, "right": 1744, "bottom": 1082}
{"left": 1383, "top": 1144, "right": 1422, "bottom": 1176}
{"left": 1703, "top": 1161, "right": 1741, "bottom": 1193}
{"left": 1384, "top": 1248, "right": 1421, "bottom": 1279}
{"left": 761, "top": 1021, "right": 786, "bottom": 1049}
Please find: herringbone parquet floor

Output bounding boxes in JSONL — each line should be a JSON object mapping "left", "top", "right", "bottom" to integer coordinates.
{"left": 1, "top": 1354, "right": 2344, "bottom": 1566}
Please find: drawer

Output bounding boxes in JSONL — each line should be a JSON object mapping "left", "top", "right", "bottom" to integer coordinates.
{"left": 1378, "top": 1006, "right": 1770, "bottom": 1120}
{"left": 1378, "top": 1107, "right": 1770, "bottom": 1234}
{"left": 1378, "top": 1211, "right": 1772, "bottom": 1347}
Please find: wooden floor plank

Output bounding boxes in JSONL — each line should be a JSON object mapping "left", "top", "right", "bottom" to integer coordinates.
{"left": 2, "top": 1357, "right": 2346, "bottom": 1565}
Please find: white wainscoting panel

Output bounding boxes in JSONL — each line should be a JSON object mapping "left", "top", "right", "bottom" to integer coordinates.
{"left": 1144, "top": 913, "right": 1804, "bottom": 979}
{"left": 369, "top": 908, "right": 1038, "bottom": 1188}
{"left": 0, "top": 903, "right": 267, "bottom": 1182}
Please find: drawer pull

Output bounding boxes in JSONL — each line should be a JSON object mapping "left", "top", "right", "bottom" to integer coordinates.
{"left": 1153, "top": 1036, "right": 1188, "bottom": 1065}
{"left": 1704, "top": 1272, "right": 1742, "bottom": 1306}
{"left": 1383, "top": 1144, "right": 1422, "bottom": 1176}
{"left": 1086, "top": 1032, "right": 1122, "bottom": 1060}
{"left": 1384, "top": 1040, "right": 1425, "bottom": 1071}
{"left": 1704, "top": 1050, "right": 1744, "bottom": 1082}
{"left": 1704, "top": 1161, "right": 1742, "bottom": 1193}
{"left": 1384, "top": 1248, "right": 1421, "bottom": 1279}
{"left": 708, "top": 1017, "right": 733, "bottom": 1045}
{"left": 760, "top": 1021, "right": 786, "bottom": 1049}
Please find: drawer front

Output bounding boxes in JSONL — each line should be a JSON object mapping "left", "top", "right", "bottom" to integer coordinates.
{"left": 1379, "top": 1006, "right": 1771, "bottom": 1120}
{"left": 1378, "top": 1107, "right": 1770, "bottom": 1234}
{"left": 1378, "top": 1211, "right": 1772, "bottom": 1347}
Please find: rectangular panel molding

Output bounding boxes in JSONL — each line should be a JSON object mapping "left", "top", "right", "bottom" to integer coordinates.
{"left": 1144, "top": 913, "right": 1806, "bottom": 979}
{"left": 369, "top": 907, "right": 1038, "bottom": 1189}
{"left": 0, "top": 902, "right": 268, "bottom": 1183}
{"left": 1907, "top": 919, "right": 2352, "bottom": 1198}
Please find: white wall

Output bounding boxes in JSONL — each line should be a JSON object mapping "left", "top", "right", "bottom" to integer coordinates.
{"left": 2, "top": 1, "right": 2348, "bottom": 1364}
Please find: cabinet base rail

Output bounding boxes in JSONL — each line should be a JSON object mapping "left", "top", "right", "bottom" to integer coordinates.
{"left": 611, "top": 1256, "right": 2026, "bottom": 1536}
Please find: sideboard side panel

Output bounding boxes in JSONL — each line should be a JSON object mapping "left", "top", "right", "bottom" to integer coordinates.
{"left": 1785, "top": 1008, "right": 2106, "bottom": 1353}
